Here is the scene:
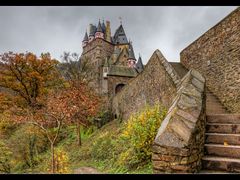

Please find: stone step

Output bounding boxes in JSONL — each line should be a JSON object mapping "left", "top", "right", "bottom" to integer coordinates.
{"left": 206, "top": 107, "right": 227, "bottom": 111}
{"left": 207, "top": 114, "right": 240, "bottom": 124}
{"left": 204, "top": 144, "right": 240, "bottom": 158}
{"left": 206, "top": 89, "right": 229, "bottom": 114}
{"left": 202, "top": 156, "right": 240, "bottom": 173}
{"left": 206, "top": 123, "right": 240, "bottom": 134}
{"left": 205, "top": 133, "right": 240, "bottom": 145}
{"left": 199, "top": 170, "right": 230, "bottom": 174}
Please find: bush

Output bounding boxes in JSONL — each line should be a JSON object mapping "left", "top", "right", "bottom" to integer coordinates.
{"left": 8, "top": 124, "right": 49, "bottom": 172}
{"left": 0, "top": 112, "right": 16, "bottom": 137}
{"left": 45, "top": 147, "right": 70, "bottom": 174}
{"left": 0, "top": 140, "right": 13, "bottom": 173}
{"left": 88, "top": 103, "right": 166, "bottom": 172}
{"left": 117, "top": 104, "right": 167, "bottom": 168}
{"left": 91, "top": 132, "right": 116, "bottom": 161}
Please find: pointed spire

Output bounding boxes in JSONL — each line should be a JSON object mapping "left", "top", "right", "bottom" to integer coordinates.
{"left": 101, "top": 19, "right": 106, "bottom": 33}
{"left": 136, "top": 55, "right": 144, "bottom": 71}
{"left": 113, "top": 24, "right": 128, "bottom": 44}
{"left": 89, "top": 24, "right": 95, "bottom": 36}
{"left": 82, "top": 31, "right": 88, "bottom": 42}
{"left": 97, "top": 19, "right": 103, "bottom": 32}
{"left": 128, "top": 41, "right": 136, "bottom": 60}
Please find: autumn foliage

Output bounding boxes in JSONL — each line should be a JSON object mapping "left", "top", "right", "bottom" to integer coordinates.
{"left": 0, "top": 52, "right": 63, "bottom": 108}
{"left": 0, "top": 51, "right": 102, "bottom": 173}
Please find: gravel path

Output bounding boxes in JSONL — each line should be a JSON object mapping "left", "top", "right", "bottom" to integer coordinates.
{"left": 73, "top": 167, "right": 102, "bottom": 174}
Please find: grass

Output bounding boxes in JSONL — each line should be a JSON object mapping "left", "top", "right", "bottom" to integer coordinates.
{"left": 5, "top": 105, "right": 164, "bottom": 174}
{"left": 65, "top": 119, "right": 153, "bottom": 174}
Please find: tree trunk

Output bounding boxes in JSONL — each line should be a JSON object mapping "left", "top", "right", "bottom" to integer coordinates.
{"left": 77, "top": 122, "right": 81, "bottom": 146}
{"left": 51, "top": 143, "right": 55, "bottom": 174}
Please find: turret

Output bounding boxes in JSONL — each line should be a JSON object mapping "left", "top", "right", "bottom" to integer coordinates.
{"left": 88, "top": 24, "right": 96, "bottom": 42}
{"left": 127, "top": 41, "right": 136, "bottom": 68}
{"left": 136, "top": 55, "right": 144, "bottom": 73}
{"left": 95, "top": 20, "right": 104, "bottom": 39}
{"left": 82, "top": 31, "right": 88, "bottom": 48}
{"left": 105, "top": 21, "right": 112, "bottom": 43}
{"left": 113, "top": 24, "right": 128, "bottom": 44}
{"left": 102, "top": 20, "right": 106, "bottom": 34}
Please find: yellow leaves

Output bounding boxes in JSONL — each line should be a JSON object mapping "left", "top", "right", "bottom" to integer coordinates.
{"left": 47, "top": 148, "right": 70, "bottom": 174}
{"left": 117, "top": 104, "right": 167, "bottom": 167}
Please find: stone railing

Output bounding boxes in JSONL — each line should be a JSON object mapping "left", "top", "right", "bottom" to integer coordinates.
{"left": 152, "top": 69, "right": 206, "bottom": 173}
{"left": 155, "top": 50, "right": 181, "bottom": 88}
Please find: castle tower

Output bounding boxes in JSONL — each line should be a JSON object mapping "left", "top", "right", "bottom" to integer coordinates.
{"left": 101, "top": 20, "right": 106, "bottom": 34}
{"left": 105, "top": 21, "right": 112, "bottom": 43}
{"left": 136, "top": 55, "right": 144, "bottom": 73}
{"left": 88, "top": 24, "right": 96, "bottom": 42}
{"left": 82, "top": 31, "right": 88, "bottom": 48}
{"left": 127, "top": 41, "right": 136, "bottom": 68}
{"left": 95, "top": 20, "right": 104, "bottom": 39}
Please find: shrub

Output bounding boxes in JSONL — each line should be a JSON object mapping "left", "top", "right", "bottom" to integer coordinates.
{"left": 0, "top": 112, "right": 16, "bottom": 137}
{"left": 0, "top": 140, "right": 13, "bottom": 173}
{"left": 117, "top": 104, "right": 167, "bottom": 168}
{"left": 91, "top": 132, "right": 116, "bottom": 161}
{"left": 9, "top": 124, "right": 48, "bottom": 172}
{"left": 46, "top": 147, "right": 70, "bottom": 174}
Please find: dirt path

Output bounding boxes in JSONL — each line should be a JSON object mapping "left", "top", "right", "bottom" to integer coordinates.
{"left": 73, "top": 167, "right": 102, "bottom": 174}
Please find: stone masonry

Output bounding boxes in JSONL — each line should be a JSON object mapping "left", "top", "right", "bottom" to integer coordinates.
{"left": 180, "top": 7, "right": 240, "bottom": 113}
{"left": 152, "top": 70, "right": 206, "bottom": 173}
{"left": 112, "top": 49, "right": 180, "bottom": 121}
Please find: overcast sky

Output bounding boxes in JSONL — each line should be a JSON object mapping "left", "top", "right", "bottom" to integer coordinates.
{"left": 0, "top": 6, "right": 237, "bottom": 64}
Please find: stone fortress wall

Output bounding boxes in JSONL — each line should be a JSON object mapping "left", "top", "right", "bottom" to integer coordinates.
{"left": 180, "top": 7, "right": 240, "bottom": 113}
{"left": 111, "top": 7, "right": 240, "bottom": 173}
{"left": 152, "top": 70, "right": 206, "bottom": 173}
{"left": 112, "top": 50, "right": 180, "bottom": 121}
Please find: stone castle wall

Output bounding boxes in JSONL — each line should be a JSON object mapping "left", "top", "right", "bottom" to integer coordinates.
{"left": 81, "top": 38, "right": 114, "bottom": 94}
{"left": 180, "top": 7, "right": 240, "bottom": 113}
{"left": 153, "top": 70, "right": 206, "bottom": 173}
{"left": 112, "top": 50, "right": 181, "bottom": 121}
{"left": 107, "top": 75, "right": 133, "bottom": 99}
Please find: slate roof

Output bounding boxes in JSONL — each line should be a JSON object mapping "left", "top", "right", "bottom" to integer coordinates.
{"left": 113, "top": 25, "right": 128, "bottom": 44}
{"left": 108, "top": 65, "right": 138, "bottom": 77}
{"left": 101, "top": 21, "right": 106, "bottom": 33}
{"left": 96, "top": 21, "right": 103, "bottom": 32}
{"left": 135, "top": 56, "right": 144, "bottom": 73}
{"left": 82, "top": 31, "right": 88, "bottom": 42}
{"left": 128, "top": 42, "right": 136, "bottom": 60}
{"left": 89, "top": 24, "right": 97, "bottom": 36}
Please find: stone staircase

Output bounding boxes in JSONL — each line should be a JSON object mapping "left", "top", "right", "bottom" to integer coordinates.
{"left": 170, "top": 62, "right": 188, "bottom": 78}
{"left": 202, "top": 90, "right": 240, "bottom": 173}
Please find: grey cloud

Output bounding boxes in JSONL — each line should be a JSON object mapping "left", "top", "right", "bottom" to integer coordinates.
{"left": 0, "top": 6, "right": 237, "bottom": 64}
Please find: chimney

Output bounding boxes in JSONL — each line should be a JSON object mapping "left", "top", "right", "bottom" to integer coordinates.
{"left": 105, "top": 21, "right": 111, "bottom": 42}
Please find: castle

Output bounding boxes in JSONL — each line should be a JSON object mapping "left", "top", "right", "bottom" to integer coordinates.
{"left": 79, "top": 8, "right": 240, "bottom": 173}
{"left": 80, "top": 20, "right": 144, "bottom": 104}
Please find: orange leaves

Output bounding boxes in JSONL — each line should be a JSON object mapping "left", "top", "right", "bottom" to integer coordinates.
{"left": 43, "top": 82, "right": 101, "bottom": 126}
{"left": 0, "top": 52, "right": 64, "bottom": 108}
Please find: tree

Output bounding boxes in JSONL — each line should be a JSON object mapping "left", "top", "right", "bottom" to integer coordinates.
{"left": 0, "top": 51, "right": 65, "bottom": 173}
{"left": 26, "top": 90, "right": 66, "bottom": 174}
{"left": 0, "top": 52, "right": 64, "bottom": 109}
{"left": 26, "top": 85, "right": 100, "bottom": 172}
{"left": 59, "top": 52, "right": 96, "bottom": 86}
{"left": 59, "top": 52, "right": 101, "bottom": 146}
{"left": 59, "top": 85, "right": 101, "bottom": 146}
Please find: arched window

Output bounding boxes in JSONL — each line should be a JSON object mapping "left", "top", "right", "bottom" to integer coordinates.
{"left": 115, "top": 83, "right": 125, "bottom": 94}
